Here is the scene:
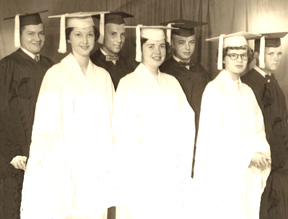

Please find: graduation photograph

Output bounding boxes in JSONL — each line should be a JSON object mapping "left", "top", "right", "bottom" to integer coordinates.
{"left": 0, "top": 0, "right": 288, "bottom": 219}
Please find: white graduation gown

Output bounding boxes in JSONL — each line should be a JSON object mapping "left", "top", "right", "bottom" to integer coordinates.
{"left": 194, "top": 70, "right": 271, "bottom": 219}
{"left": 112, "top": 63, "right": 195, "bottom": 219}
{"left": 21, "top": 53, "right": 114, "bottom": 219}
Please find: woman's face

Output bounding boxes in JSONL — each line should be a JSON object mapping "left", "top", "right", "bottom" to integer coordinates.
{"left": 142, "top": 39, "right": 166, "bottom": 69}
{"left": 68, "top": 26, "right": 95, "bottom": 57}
{"left": 224, "top": 48, "right": 248, "bottom": 76}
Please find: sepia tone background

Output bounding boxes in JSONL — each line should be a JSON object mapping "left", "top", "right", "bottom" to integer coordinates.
{"left": 1, "top": 0, "right": 288, "bottom": 104}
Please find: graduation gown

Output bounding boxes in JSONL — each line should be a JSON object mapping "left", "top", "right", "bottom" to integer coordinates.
{"left": 0, "top": 49, "right": 54, "bottom": 219}
{"left": 241, "top": 67, "right": 288, "bottom": 219}
{"left": 113, "top": 63, "right": 195, "bottom": 219}
{"left": 90, "top": 49, "right": 135, "bottom": 90}
{"left": 21, "top": 53, "right": 114, "bottom": 219}
{"left": 194, "top": 70, "right": 271, "bottom": 219}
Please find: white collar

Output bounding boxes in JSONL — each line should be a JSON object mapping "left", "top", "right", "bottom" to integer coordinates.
{"left": 173, "top": 55, "right": 190, "bottom": 63}
{"left": 21, "top": 47, "right": 39, "bottom": 60}
{"left": 254, "top": 65, "right": 271, "bottom": 78}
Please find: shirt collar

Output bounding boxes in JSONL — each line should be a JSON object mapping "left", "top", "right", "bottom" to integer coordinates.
{"left": 20, "top": 47, "right": 38, "bottom": 60}
{"left": 173, "top": 55, "right": 190, "bottom": 63}
{"left": 100, "top": 48, "right": 117, "bottom": 64}
{"left": 254, "top": 65, "right": 271, "bottom": 78}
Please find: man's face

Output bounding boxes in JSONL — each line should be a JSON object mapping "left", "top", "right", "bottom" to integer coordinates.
{"left": 102, "top": 23, "right": 125, "bottom": 55}
{"left": 171, "top": 34, "right": 195, "bottom": 62}
{"left": 20, "top": 23, "right": 45, "bottom": 55}
{"left": 264, "top": 46, "right": 282, "bottom": 72}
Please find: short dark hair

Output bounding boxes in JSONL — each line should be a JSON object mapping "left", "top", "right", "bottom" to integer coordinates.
{"left": 217, "top": 45, "right": 254, "bottom": 68}
{"left": 140, "top": 37, "right": 169, "bottom": 50}
{"left": 65, "top": 26, "right": 99, "bottom": 42}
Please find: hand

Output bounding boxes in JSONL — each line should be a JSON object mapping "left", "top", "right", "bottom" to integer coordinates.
{"left": 250, "top": 152, "right": 271, "bottom": 168}
{"left": 10, "top": 156, "right": 27, "bottom": 170}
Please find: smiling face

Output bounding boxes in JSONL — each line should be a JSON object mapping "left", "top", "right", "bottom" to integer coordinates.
{"left": 142, "top": 39, "right": 166, "bottom": 70}
{"left": 68, "top": 26, "right": 95, "bottom": 57}
{"left": 102, "top": 23, "right": 125, "bottom": 55}
{"left": 171, "top": 34, "right": 195, "bottom": 62}
{"left": 264, "top": 46, "right": 282, "bottom": 72}
{"left": 20, "top": 23, "right": 45, "bottom": 54}
{"left": 224, "top": 47, "right": 248, "bottom": 80}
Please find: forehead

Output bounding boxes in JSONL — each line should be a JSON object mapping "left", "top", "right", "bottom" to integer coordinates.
{"left": 105, "top": 23, "right": 125, "bottom": 32}
{"left": 265, "top": 46, "right": 282, "bottom": 53}
{"left": 144, "top": 39, "right": 166, "bottom": 45}
{"left": 173, "top": 34, "right": 195, "bottom": 41}
{"left": 22, "top": 23, "right": 44, "bottom": 32}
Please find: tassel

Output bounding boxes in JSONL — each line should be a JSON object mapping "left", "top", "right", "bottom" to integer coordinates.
{"left": 166, "top": 23, "right": 173, "bottom": 46}
{"left": 217, "top": 34, "right": 225, "bottom": 70}
{"left": 14, "top": 14, "right": 21, "bottom": 48}
{"left": 97, "top": 13, "right": 105, "bottom": 44}
{"left": 135, "top": 24, "right": 143, "bottom": 62}
{"left": 58, "top": 14, "right": 67, "bottom": 53}
{"left": 259, "top": 36, "right": 265, "bottom": 69}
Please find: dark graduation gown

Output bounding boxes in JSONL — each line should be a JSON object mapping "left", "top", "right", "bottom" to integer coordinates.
{"left": 160, "top": 57, "right": 210, "bottom": 177}
{"left": 90, "top": 49, "right": 135, "bottom": 90}
{"left": 241, "top": 68, "right": 288, "bottom": 219}
{"left": 0, "top": 49, "right": 54, "bottom": 219}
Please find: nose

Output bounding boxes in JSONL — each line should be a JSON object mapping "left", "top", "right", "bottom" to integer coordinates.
{"left": 236, "top": 55, "right": 243, "bottom": 62}
{"left": 34, "top": 34, "right": 41, "bottom": 41}
{"left": 185, "top": 42, "right": 190, "bottom": 50}
{"left": 83, "top": 35, "right": 88, "bottom": 44}
{"left": 116, "top": 34, "right": 122, "bottom": 43}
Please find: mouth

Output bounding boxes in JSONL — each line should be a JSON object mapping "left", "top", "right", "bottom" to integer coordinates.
{"left": 235, "top": 65, "right": 243, "bottom": 68}
{"left": 80, "top": 46, "right": 90, "bottom": 50}
{"left": 152, "top": 56, "right": 162, "bottom": 61}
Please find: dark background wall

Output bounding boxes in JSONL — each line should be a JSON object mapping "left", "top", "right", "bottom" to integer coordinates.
{"left": 1, "top": 0, "right": 288, "bottom": 104}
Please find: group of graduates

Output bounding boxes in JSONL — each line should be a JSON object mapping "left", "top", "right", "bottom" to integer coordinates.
{"left": 0, "top": 7, "right": 288, "bottom": 219}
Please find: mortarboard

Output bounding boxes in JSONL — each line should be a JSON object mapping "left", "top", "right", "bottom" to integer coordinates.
{"left": 206, "top": 31, "right": 261, "bottom": 70}
{"left": 4, "top": 10, "right": 48, "bottom": 49}
{"left": 125, "top": 25, "right": 178, "bottom": 62}
{"left": 161, "top": 19, "right": 207, "bottom": 45}
{"left": 49, "top": 12, "right": 109, "bottom": 53}
{"left": 251, "top": 32, "right": 288, "bottom": 68}
{"left": 93, "top": 11, "right": 134, "bottom": 44}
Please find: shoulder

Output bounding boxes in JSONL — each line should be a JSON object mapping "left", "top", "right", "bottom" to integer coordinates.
{"left": 40, "top": 55, "right": 55, "bottom": 66}
{"left": 159, "top": 57, "right": 176, "bottom": 72}
{"left": 204, "top": 79, "right": 223, "bottom": 95}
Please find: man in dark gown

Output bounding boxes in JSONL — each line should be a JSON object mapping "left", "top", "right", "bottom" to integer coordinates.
{"left": 241, "top": 32, "right": 288, "bottom": 219}
{"left": 159, "top": 20, "right": 210, "bottom": 177}
{"left": 0, "top": 11, "right": 54, "bottom": 219}
{"left": 90, "top": 12, "right": 135, "bottom": 90}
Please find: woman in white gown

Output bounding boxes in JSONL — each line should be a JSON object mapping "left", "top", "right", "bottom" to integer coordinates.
{"left": 21, "top": 12, "right": 114, "bottom": 219}
{"left": 112, "top": 25, "right": 195, "bottom": 219}
{"left": 194, "top": 32, "right": 271, "bottom": 219}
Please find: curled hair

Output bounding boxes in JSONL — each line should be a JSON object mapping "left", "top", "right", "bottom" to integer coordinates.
{"left": 140, "top": 38, "right": 169, "bottom": 50}
{"left": 65, "top": 26, "right": 99, "bottom": 42}
{"left": 217, "top": 45, "right": 254, "bottom": 68}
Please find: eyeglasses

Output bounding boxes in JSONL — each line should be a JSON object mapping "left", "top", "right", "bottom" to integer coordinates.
{"left": 226, "top": 53, "right": 249, "bottom": 60}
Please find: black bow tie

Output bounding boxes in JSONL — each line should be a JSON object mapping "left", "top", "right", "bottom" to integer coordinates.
{"left": 105, "top": 55, "right": 119, "bottom": 62}
{"left": 265, "top": 74, "right": 272, "bottom": 81}
{"left": 179, "top": 61, "right": 194, "bottom": 67}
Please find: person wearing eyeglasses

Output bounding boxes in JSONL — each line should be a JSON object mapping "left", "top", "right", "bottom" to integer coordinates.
{"left": 194, "top": 32, "right": 271, "bottom": 219}
{"left": 241, "top": 32, "right": 288, "bottom": 219}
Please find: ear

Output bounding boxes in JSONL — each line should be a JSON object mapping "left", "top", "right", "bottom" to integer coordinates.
{"left": 67, "top": 39, "right": 71, "bottom": 44}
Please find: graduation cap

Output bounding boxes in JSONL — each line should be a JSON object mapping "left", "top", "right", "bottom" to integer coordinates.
{"left": 4, "top": 10, "right": 48, "bottom": 49}
{"left": 49, "top": 11, "right": 109, "bottom": 53}
{"left": 160, "top": 19, "right": 207, "bottom": 45}
{"left": 251, "top": 32, "right": 288, "bottom": 68}
{"left": 125, "top": 25, "right": 178, "bottom": 62}
{"left": 206, "top": 31, "right": 261, "bottom": 70}
{"left": 93, "top": 11, "right": 134, "bottom": 44}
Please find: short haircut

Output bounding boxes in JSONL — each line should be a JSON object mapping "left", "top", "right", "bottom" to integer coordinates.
{"left": 65, "top": 26, "right": 99, "bottom": 42}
